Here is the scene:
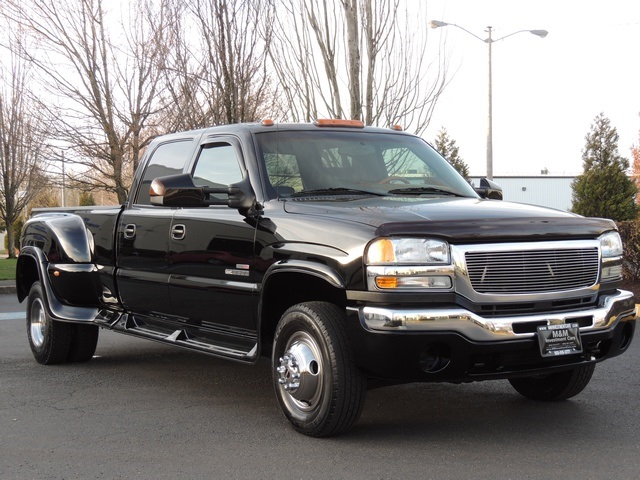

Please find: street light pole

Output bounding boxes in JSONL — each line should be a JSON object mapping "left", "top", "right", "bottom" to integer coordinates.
{"left": 429, "top": 21, "right": 547, "bottom": 180}
{"left": 486, "top": 26, "right": 493, "bottom": 180}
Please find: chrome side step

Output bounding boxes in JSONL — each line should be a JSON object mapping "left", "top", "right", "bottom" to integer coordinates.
{"left": 96, "top": 309, "right": 258, "bottom": 361}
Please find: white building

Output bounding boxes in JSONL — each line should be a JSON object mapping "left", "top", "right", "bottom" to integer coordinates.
{"left": 471, "top": 176, "right": 575, "bottom": 212}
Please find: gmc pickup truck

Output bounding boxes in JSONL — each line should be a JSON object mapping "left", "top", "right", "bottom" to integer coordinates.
{"left": 17, "top": 120, "right": 637, "bottom": 437}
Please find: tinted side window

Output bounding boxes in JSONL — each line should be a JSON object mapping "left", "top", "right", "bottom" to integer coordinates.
{"left": 192, "top": 143, "right": 243, "bottom": 200}
{"left": 135, "top": 140, "right": 193, "bottom": 205}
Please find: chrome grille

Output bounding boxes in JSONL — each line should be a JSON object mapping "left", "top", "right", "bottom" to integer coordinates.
{"left": 465, "top": 247, "right": 599, "bottom": 294}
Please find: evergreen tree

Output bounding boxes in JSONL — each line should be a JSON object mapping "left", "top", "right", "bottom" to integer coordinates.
{"left": 571, "top": 113, "right": 638, "bottom": 220}
{"left": 78, "top": 191, "right": 96, "bottom": 206}
{"left": 434, "top": 128, "right": 470, "bottom": 178}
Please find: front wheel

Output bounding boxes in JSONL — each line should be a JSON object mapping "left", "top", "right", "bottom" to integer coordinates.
{"left": 272, "top": 302, "right": 366, "bottom": 437}
{"left": 508, "top": 364, "right": 596, "bottom": 401}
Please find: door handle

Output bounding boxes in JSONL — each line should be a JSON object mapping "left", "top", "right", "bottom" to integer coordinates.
{"left": 123, "top": 224, "right": 136, "bottom": 239}
{"left": 171, "top": 224, "right": 186, "bottom": 240}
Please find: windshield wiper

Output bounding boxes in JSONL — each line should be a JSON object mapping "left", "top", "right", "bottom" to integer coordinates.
{"left": 291, "top": 187, "right": 387, "bottom": 197}
{"left": 388, "top": 187, "right": 467, "bottom": 197}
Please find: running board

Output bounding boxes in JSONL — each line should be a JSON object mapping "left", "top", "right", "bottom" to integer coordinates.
{"left": 99, "top": 311, "right": 258, "bottom": 361}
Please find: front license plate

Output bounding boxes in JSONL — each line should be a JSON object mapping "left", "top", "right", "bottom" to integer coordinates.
{"left": 537, "top": 323, "right": 583, "bottom": 358}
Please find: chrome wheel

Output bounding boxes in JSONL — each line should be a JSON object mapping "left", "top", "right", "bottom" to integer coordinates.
{"left": 26, "top": 282, "right": 72, "bottom": 365}
{"left": 272, "top": 302, "right": 366, "bottom": 437}
{"left": 276, "top": 331, "right": 323, "bottom": 412}
{"left": 29, "top": 297, "right": 47, "bottom": 348}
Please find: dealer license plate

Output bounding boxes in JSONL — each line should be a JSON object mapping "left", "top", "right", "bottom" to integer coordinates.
{"left": 537, "top": 323, "right": 583, "bottom": 358}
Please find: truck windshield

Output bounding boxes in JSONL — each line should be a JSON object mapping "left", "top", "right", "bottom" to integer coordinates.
{"left": 255, "top": 130, "right": 478, "bottom": 199}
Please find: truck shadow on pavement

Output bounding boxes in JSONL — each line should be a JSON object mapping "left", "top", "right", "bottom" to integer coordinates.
{"left": 75, "top": 332, "right": 609, "bottom": 443}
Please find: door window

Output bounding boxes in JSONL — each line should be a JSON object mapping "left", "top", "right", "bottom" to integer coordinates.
{"left": 135, "top": 140, "right": 194, "bottom": 205}
{"left": 192, "top": 143, "right": 244, "bottom": 200}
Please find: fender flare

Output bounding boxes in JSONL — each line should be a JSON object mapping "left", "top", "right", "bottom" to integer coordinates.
{"left": 21, "top": 212, "right": 93, "bottom": 263}
{"left": 17, "top": 247, "right": 98, "bottom": 322}
{"left": 16, "top": 213, "right": 98, "bottom": 323}
{"left": 261, "top": 259, "right": 346, "bottom": 291}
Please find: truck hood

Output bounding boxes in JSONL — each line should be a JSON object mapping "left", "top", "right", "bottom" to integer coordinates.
{"left": 282, "top": 197, "right": 615, "bottom": 242}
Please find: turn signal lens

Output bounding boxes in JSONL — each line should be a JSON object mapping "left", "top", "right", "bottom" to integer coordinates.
{"left": 374, "top": 275, "right": 452, "bottom": 290}
{"left": 367, "top": 239, "right": 396, "bottom": 263}
{"left": 375, "top": 277, "right": 398, "bottom": 288}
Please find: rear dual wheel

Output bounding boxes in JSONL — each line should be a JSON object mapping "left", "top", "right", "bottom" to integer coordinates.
{"left": 26, "top": 282, "right": 99, "bottom": 365}
{"left": 272, "top": 302, "right": 366, "bottom": 437}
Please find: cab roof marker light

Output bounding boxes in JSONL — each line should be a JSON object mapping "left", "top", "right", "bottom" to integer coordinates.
{"left": 314, "top": 119, "right": 365, "bottom": 128}
{"left": 261, "top": 119, "right": 275, "bottom": 127}
{"left": 390, "top": 124, "right": 404, "bottom": 131}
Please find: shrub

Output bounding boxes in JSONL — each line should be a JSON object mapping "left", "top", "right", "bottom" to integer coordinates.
{"left": 617, "top": 220, "right": 640, "bottom": 280}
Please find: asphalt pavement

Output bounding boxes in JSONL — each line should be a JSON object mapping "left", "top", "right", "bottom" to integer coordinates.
{"left": 1, "top": 292, "right": 640, "bottom": 479}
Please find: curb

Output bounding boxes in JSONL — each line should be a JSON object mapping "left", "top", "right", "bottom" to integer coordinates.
{"left": 0, "top": 282, "right": 16, "bottom": 295}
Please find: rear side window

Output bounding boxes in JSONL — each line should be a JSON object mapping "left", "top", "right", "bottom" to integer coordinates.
{"left": 134, "top": 140, "right": 195, "bottom": 205}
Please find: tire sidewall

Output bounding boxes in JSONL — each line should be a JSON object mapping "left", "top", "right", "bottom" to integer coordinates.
{"left": 26, "top": 282, "right": 71, "bottom": 364}
{"left": 509, "top": 364, "right": 595, "bottom": 401}
{"left": 272, "top": 305, "right": 336, "bottom": 434}
{"left": 26, "top": 283, "right": 49, "bottom": 361}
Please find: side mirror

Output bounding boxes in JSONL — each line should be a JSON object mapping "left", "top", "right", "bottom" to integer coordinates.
{"left": 150, "top": 174, "right": 205, "bottom": 207}
{"left": 475, "top": 178, "right": 503, "bottom": 200}
{"left": 150, "top": 173, "right": 255, "bottom": 209}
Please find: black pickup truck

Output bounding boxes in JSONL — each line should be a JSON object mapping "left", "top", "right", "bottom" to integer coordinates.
{"left": 16, "top": 120, "right": 637, "bottom": 436}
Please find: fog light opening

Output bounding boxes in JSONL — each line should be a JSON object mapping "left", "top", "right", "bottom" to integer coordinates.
{"left": 419, "top": 343, "right": 451, "bottom": 373}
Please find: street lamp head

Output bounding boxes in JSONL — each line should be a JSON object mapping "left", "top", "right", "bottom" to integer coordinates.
{"left": 429, "top": 20, "right": 449, "bottom": 29}
{"left": 530, "top": 29, "right": 548, "bottom": 38}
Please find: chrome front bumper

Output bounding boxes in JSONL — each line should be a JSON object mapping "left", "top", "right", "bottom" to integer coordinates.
{"left": 355, "top": 289, "right": 637, "bottom": 342}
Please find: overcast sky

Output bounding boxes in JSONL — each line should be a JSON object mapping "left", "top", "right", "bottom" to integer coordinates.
{"left": 422, "top": 0, "right": 640, "bottom": 177}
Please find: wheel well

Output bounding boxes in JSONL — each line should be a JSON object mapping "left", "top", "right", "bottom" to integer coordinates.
{"left": 259, "top": 272, "right": 346, "bottom": 356}
{"left": 16, "top": 254, "right": 40, "bottom": 302}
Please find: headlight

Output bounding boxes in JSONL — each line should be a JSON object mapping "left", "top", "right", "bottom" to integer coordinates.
{"left": 599, "top": 231, "right": 623, "bottom": 282}
{"left": 366, "top": 238, "right": 450, "bottom": 264}
{"left": 599, "top": 231, "right": 623, "bottom": 258}
{"left": 365, "top": 237, "right": 453, "bottom": 291}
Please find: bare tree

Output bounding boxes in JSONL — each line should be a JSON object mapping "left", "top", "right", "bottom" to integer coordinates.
{"left": 156, "top": 0, "right": 212, "bottom": 131}
{"left": 159, "top": 0, "right": 276, "bottom": 130}
{"left": 266, "top": 0, "right": 448, "bottom": 134}
{"left": 0, "top": 35, "right": 50, "bottom": 257}
{"left": 6, "top": 0, "right": 167, "bottom": 203}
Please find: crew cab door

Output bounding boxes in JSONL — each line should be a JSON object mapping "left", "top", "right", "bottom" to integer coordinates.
{"left": 168, "top": 137, "right": 258, "bottom": 354}
{"left": 116, "top": 138, "right": 199, "bottom": 316}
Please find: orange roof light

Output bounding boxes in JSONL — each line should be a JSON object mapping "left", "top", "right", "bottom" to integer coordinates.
{"left": 390, "top": 124, "right": 404, "bottom": 131}
{"left": 314, "top": 119, "right": 365, "bottom": 128}
{"left": 261, "top": 119, "right": 275, "bottom": 127}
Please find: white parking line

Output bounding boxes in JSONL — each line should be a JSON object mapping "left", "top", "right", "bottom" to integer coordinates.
{"left": 0, "top": 312, "right": 25, "bottom": 321}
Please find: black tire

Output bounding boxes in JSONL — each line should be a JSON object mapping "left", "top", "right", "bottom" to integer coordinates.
{"left": 508, "top": 364, "right": 596, "bottom": 401}
{"left": 272, "top": 302, "right": 366, "bottom": 437}
{"left": 26, "top": 282, "right": 72, "bottom": 365}
{"left": 67, "top": 324, "right": 99, "bottom": 362}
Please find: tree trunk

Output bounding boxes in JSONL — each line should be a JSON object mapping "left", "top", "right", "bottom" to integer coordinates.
{"left": 342, "top": 0, "right": 361, "bottom": 120}
{"left": 6, "top": 224, "right": 16, "bottom": 259}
